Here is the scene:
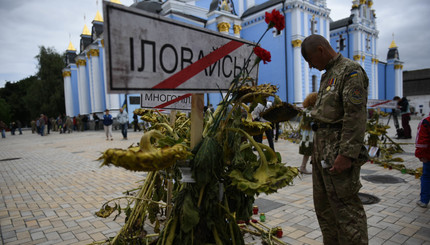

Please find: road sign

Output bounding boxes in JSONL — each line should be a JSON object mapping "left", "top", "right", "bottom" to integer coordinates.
{"left": 103, "top": 2, "right": 257, "bottom": 94}
{"left": 367, "top": 99, "right": 397, "bottom": 109}
{"left": 140, "top": 92, "right": 192, "bottom": 110}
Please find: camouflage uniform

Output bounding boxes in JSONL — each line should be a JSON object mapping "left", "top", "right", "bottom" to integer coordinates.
{"left": 311, "top": 54, "right": 369, "bottom": 245}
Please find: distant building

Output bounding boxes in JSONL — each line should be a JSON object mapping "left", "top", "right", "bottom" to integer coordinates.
{"left": 63, "top": 0, "right": 403, "bottom": 119}
{"left": 403, "top": 69, "right": 430, "bottom": 116}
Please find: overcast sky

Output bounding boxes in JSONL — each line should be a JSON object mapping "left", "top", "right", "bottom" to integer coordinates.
{"left": 0, "top": 0, "right": 429, "bottom": 88}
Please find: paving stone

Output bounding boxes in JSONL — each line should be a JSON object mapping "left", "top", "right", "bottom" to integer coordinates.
{"left": 369, "top": 236, "right": 385, "bottom": 245}
{"left": 389, "top": 233, "right": 410, "bottom": 244}
{"left": 404, "top": 237, "right": 425, "bottom": 245}
{"left": 416, "top": 227, "right": 430, "bottom": 240}
{"left": 304, "top": 230, "right": 322, "bottom": 239}
{"left": 59, "top": 231, "right": 76, "bottom": 240}
{"left": 376, "top": 229, "right": 396, "bottom": 240}
{"left": 30, "top": 231, "right": 45, "bottom": 240}
{"left": 383, "top": 240, "right": 402, "bottom": 245}
{"left": 45, "top": 231, "right": 61, "bottom": 241}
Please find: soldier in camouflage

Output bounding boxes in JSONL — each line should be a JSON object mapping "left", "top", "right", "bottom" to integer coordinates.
{"left": 301, "top": 34, "right": 369, "bottom": 245}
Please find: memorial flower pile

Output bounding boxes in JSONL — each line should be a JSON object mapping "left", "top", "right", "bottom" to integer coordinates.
{"left": 95, "top": 9, "right": 299, "bottom": 245}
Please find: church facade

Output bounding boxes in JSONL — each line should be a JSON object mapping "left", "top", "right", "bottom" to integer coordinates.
{"left": 63, "top": 0, "right": 403, "bottom": 120}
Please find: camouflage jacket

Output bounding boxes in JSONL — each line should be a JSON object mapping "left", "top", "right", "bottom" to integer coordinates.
{"left": 311, "top": 54, "right": 369, "bottom": 160}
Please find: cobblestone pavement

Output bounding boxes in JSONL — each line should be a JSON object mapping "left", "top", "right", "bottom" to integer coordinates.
{"left": 0, "top": 119, "right": 429, "bottom": 245}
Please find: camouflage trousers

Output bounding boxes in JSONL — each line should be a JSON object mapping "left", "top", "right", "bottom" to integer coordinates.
{"left": 312, "top": 128, "right": 368, "bottom": 245}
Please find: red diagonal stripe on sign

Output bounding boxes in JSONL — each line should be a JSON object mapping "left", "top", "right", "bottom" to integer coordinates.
{"left": 154, "top": 93, "right": 192, "bottom": 109}
{"left": 152, "top": 40, "right": 244, "bottom": 89}
{"left": 370, "top": 100, "right": 391, "bottom": 107}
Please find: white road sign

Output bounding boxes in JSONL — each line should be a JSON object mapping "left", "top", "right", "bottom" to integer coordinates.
{"left": 141, "top": 92, "right": 192, "bottom": 110}
{"left": 103, "top": 2, "right": 257, "bottom": 94}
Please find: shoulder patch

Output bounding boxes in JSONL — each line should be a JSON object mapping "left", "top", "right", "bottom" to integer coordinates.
{"left": 348, "top": 71, "right": 358, "bottom": 78}
{"left": 348, "top": 87, "right": 365, "bottom": 105}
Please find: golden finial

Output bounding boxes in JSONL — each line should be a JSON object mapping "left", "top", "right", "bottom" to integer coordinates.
{"left": 67, "top": 34, "right": 76, "bottom": 51}
{"left": 94, "top": 10, "right": 103, "bottom": 22}
{"left": 82, "top": 24, "right": 91, "bottom": 36}
{"left": 93, "top": 0, "right": 103, "bottom": 22}
{"left": 389, "top": 33, "right": 397, "bottom": 48}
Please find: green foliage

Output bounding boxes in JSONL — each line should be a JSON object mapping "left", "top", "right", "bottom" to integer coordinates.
{"left": 0, "top": 98, "right": 11, "bottom": 123}
{"left": 0, "top": 46, "right": 65, "bottom": 125}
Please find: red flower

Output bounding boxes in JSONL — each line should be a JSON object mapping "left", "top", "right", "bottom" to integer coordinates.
{"left": 265, "top": 9, "right": 285, "bottom": 31}
{"left": 253, "top": 46, "right": 271, "bottom": 64}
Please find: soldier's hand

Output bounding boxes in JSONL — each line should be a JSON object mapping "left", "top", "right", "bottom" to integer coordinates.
{"left": 330, "top": 155, "right": 352, "bottom": 173}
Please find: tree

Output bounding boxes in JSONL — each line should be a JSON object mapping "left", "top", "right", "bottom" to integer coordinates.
{"left": 0, "top": 46, "right": 66, "bottom": 126}
{"left": 0, "top": 98, "right": 11, "bottom": 124}
{"left": 24, "top": 46, "right": 65, "bottom": 119}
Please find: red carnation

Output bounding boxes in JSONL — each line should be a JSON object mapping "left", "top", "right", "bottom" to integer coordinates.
{"left": 265, "top": 9, "right": 285, "bottom": 31}
{"left": 253, "top": 46, "right": 271, "bottom": 64}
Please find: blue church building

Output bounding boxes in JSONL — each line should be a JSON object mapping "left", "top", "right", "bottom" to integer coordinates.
{"left": 63, "top": 0, "right": 403, "bottom": 119}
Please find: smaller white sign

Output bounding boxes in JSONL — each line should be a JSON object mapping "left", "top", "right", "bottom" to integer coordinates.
{"left": 367, "top": 99, "right": 397, "bottom": 109}
{"left": 141, "top": 92, "right": 192, "bottom": 110}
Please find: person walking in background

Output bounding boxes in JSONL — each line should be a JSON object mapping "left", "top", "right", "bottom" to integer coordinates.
{"left": 133, "top": 112, "right": 141, "bottom": 132}
{"left": 16, "top": 120, "right": 22, "bottom": 135}
{"left": 391, "top": 96, "right": 400, "bottom": 130}
{"left": 39, "top": 114, "right": 45, "bottom": 136}
{"left": 298, "top": 92, "right": 318, "bottom": 174}
{"left": 46, "top": 115, "right": 51, "bottom": 134}
{"left": 0, "top": 120, "right": 7, "bottom": 138}
{"left": 415, "top": 112, "right": 430, "bottom": 208}
{"left": 57, "top": 116, "right": 63, "bottom": 134}
{"left": 251, "top": 100, "right": 275, "bottom": 151}
{"left": 301, "top": 34, "right": 369, "bottom": 244}
{"left": 103, "top": 109, "right": 113, "bottom": 141}
{"left": 31, "top": 119, "right": 36, "bottom": 134}
{"left": 77, "top": 114, "right": 83, "bottom": 132}
{"left": 36, "top": 117, "right": 40, "bottom": 135}
{"left": 43, "top": 114, "right": 48, "bottom": 135}
{"left": 73, "top": 116, "right": 77, "bottom": 131}
{"left": 82, "top": 114, "right": 89, "bottom": 131}
{"left": 65, "top": 116, "right": 73, "bottom": 133}
{"left": 117, "top": 108, "right": 129, "bottom": 140}
{"left": 56, "top": 115, "right": 62, "bottom": 133}
{"left": 398, "top": 96, "right": 412, "bottom": 139}
{"left": 93, "top": 113, "right": 100, "bottom": 131}
{"left": 51, "top": 117, "right": 57, "bottom": 132}
{"left": 10, "top": 122, "right": 16, "bottom": 135}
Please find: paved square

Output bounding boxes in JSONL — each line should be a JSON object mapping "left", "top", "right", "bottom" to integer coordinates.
{"left": 0, "top": 118, "right": 429, "bottom": 244}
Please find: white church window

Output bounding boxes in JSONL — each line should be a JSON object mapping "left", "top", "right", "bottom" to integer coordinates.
{"left": 366, "top": 34, "right": 371, "bottom": 51}
{"left": 337, "top": 35, "right": 346, "bottom": 51}
{"left": 310, "top": 15, "right": 318, "bottom": 34}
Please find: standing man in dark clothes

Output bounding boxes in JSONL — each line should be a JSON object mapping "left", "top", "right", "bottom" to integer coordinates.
{"left": 391, "top": 96, "right": 400, "bottom": 130}
{"left": 398, "top": 96, "right": 412, "bottom": 139}
{"left": 93, "top": 113, "right": 100, "bottom": 130}
{"left": 133, "top": 112, "right": 141, "bottom": 132}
